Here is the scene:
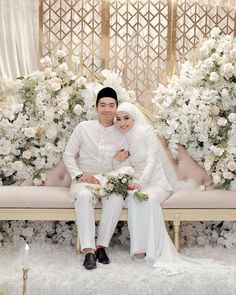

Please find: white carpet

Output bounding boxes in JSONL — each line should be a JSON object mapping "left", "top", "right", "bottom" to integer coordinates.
{"left": 0, "top": 243, "right": 236, "bottom": 295}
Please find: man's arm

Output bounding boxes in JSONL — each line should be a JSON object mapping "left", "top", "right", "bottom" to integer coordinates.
{"left": 63, "top": 124, "right": 83, "bottom": 180}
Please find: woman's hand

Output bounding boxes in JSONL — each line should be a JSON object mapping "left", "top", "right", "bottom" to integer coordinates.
{"left": 128, "top": 183, "right": 141, "bottom": 191}
{"left": 77, "top": 175, "right": 99, "bottom": 184}
{"left": 114, "top": 149, "right": 130, "bottom": 162}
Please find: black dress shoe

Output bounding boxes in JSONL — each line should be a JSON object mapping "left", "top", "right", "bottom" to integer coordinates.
{"left": 83, "top": 253, "right": 97, "bottom": 270}
{"left": 95, "top": 248, "right": 110, "bottom": 264}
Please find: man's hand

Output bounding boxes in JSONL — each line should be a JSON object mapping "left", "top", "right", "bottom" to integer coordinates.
{"left": 128, "top": 183, "right": 141, "bottom": 191}
{"left": 77, "top": 175, "right": 99, "bottom": 184}
{"left": 114, "top": 149, "right": 130, "bottom": 162}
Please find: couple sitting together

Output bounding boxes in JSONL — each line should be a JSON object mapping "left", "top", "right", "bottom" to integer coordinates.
{"left": 63, "top": 86, "right": 180, "bottom": 270}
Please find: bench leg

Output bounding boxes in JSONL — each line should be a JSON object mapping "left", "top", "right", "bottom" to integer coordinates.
{"left": 173, "top": 219, "right": 180, "bottom": 251}
{"left": 76, "top": 232, "right": 81, "bottom": 255}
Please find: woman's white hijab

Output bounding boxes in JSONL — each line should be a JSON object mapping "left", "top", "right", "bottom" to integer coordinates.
{"left": 116, "top": 102, "right": 151, "bottom": 127}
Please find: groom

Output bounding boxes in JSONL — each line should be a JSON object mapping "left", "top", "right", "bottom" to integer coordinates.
{"left": 63, "top": 87, "right": 129, "bottom": 270}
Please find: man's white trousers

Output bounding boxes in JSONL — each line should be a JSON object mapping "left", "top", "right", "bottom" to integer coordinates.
{"left": 70, "top": 181, "right": 123, "bottom": 250}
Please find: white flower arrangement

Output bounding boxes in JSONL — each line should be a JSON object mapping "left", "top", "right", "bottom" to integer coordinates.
{"left": 1, "top": 219, "right": 236, "bottom": 249}
{"left": 152, "top": 28, "right": 236, "bottom": 190}
{"left": 0, "top": 50, "right": 135, "bottom": 185}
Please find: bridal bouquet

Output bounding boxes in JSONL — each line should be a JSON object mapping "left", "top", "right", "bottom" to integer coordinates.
{"left": 89, "top": 166, "right": 149, "bottom": 203}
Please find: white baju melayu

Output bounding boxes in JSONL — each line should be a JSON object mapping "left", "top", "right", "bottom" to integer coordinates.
{"left": 63, "top": 120, "right": 128, "bottom": 250}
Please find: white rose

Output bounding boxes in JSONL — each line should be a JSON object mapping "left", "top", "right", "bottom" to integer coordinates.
{"left": 2, "top": 109, "right": 14, "bottom": 120}
{"left": 210, "top": 53, "right": 219, "bottom": 61}
{"left": 75, "top": 76, "right": 87, "bottom": 88}
{"left": 227, "top": 161, "right": 236, "bottom": 171}
{"left": 198, "top": 185, "right": 206, "bottom": 192}
{"left": 223, "top": 171, "right": 234, "bottom": 180}
{"left": 46, "top": 127, "right": 57, "bottom": 139}
{"left": 45, "top": 142, "right": 54, "bottom": 151}
{"left": 210, "top": 146, "right": 224, "bottom": 156}
{"left": 217, "top": 55, "right": 228, "bottom": 66}
{"left": 220, "top": 63, "right": 234, "bottom": 79}
{"left": 33, "top": 178, "right": 43, "bottom": 186}
{"left": 56, "top": 49, "right": 67, "bottom": 59}
{"left": 121, "top": 177, "right": 128, "bottom": 184}
{"left": 44, "top": 67, "right": 53, "bottom": 78}
{"left": 217, "top": 117, "right": 227, "bottom": 126}
{"left": 210, "top": 27, "right": 221, "bottom": 38}
{"left": 12, "top": 161, "right": 24, "bottom": 171}
{"left": 107, "top": 183, "right": 114, "bottom": 191}
{"left": 67, "top": 71, "right": 77, "bottom": 80}
{"left": 22, "top": 150, "right": 32, "bottom": 160}
{"left": 212, "top": 173, "right": 221, "bottom": 184}
{"left": 210, "top": 105, "right": 220, "bottom": 116}
{"left": 58, "top": 63, "right": 69, "bottom": 72}
{"left": 204, "top": 161, "right": 212, "bottom": 171}
{"left": 73, "top": 104, "right": 83, "bottom": 115}
{"left": 24, "top": 127, "right": 36, "bottom": 138}
{"left": 228, "top": 113, "right": 236, "bottom": 123}
{"left": 221, "top": 88, "right": 230, "bottom": 99}
{"left": 209, "top": 72, "right": 219, "bottom": 82}
{"left": 0, "top": 143, "right": 11, "bottom": 155}
{"left": 50, "top": 82, "right": 61, "bottom": 91}
{"left": 40, "top": 56, "right": 52, "bottom": 67}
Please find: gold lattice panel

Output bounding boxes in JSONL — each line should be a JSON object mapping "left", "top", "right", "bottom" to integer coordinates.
{"left": 108, "top": 0, "right": 170, "bottom": 105}
{"left": 40, "top": 0, "right": 103, "bottom": 79}
{"left": 174, "top": 0, "right": 236, "bottom": 63}
{"left": 40, "top": 0, "right": 236, "bottom": 103}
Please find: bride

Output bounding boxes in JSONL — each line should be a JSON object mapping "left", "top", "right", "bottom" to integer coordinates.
{"left": 112, "top": 101, "right": 228, "bottom": 275}
{"left": 113, "top": 101, "right": 181, "bottom": 265}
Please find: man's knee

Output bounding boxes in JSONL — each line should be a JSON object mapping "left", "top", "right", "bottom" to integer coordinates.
{"left": 75, "top": 188, "right": 96, "bottom": 206}
{"left": 102, "top": 193, "right": 123, "bottom": 207}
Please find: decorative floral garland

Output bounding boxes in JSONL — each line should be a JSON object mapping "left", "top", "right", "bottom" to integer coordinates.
{"left": 0, "top": 220, "right": 236, "bottom": 249}
{"left": 152, "top": 28, "right": 236, "bottom": 190}
{"left": 0, "top": 50, "right": 135, "bottom": 185}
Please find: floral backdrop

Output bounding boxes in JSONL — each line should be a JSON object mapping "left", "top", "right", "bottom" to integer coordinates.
{"left": 152, "top": 28, "right": 236, "bottom": 190}
{"left": 0, "top": 32, "right": 236, "bottom": 249}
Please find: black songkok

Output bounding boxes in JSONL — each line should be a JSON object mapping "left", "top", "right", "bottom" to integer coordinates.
{"left": 96, "top": 87, "right": 118, "bottom": 106}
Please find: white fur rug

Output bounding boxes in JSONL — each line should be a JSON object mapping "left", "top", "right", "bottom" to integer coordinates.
{"left": 0, "top": 243, "right": 236, "bottom": 295}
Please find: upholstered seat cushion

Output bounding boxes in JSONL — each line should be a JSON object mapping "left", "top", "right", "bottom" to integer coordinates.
{"left": 163, "top": 190, "right": 236, "bottom": 209}
{"left": 0, "top": 186, "right": 235, "bottom": 209}
{"left": 0, "top": 186, "right": 73, "bottom": 208}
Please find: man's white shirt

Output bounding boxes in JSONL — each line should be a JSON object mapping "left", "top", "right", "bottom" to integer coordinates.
{"left": 63, "top": 120, "right": 128, "bottom": 179}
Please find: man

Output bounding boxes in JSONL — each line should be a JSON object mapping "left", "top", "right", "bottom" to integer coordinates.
{"left": 63, "top": 87, "right": 129, "bottom": 270}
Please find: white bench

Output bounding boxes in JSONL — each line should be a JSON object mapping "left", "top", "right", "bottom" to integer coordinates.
{"left": 0, "top": 145, "right": 235, "bottom": 252}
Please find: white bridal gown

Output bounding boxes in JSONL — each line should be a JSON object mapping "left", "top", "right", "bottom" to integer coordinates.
{"left": 114, "top": 123, "right": 226, "bottom": 275}
{"left": 116, "top": 124, "right": 180, "bottom": 262}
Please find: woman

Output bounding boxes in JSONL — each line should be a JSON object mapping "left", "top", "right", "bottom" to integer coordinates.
{"left": 113, "top": 101, "right": 180, "bottom": 265}
{"left": 113, "top": 102, "right": 228, "bottom": 276}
